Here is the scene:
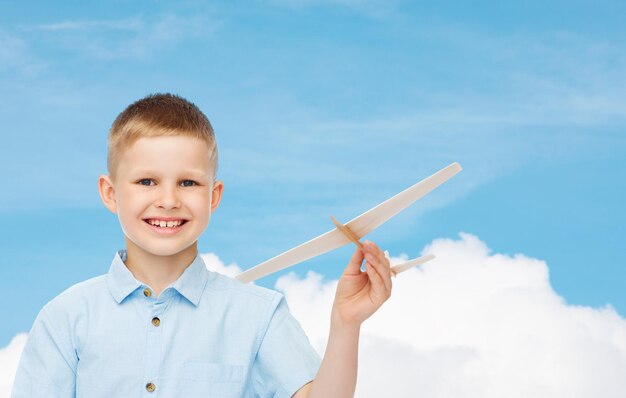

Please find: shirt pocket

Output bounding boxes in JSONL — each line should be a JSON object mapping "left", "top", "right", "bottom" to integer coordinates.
{"left": 182, "top": 361, "right": 244, "bottom": 382}
{"left": 179, "top": 361, "right": 245, "bottom": 397}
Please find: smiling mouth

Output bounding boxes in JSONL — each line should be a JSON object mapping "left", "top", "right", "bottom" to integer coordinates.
{"left": 143, "top": 219, "right": 189, "bottom": 229}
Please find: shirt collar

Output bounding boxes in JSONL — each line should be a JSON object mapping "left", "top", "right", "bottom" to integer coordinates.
{"left": 170, "top": 252, "right": 211, "bottom": 306}
{"left": 106, "top": 250, "right": 211, "bottom": 306}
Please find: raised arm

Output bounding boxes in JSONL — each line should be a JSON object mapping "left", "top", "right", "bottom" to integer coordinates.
{"left": 294, "top": 240, "right": 392, "bottom": 398}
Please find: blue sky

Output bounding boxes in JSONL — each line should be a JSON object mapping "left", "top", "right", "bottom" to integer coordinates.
{"left": 1, "top": 0, "right": 625, "bottom": 346}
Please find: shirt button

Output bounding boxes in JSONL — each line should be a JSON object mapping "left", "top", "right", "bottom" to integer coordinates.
{"left": 146, "top": 382, "right": 156, "bottom": 392}
{"left": 143, "top": 288, "right": 152, "bottom": 298}
{"left": 151, "top": 317, "right": 161, "bottom": 327}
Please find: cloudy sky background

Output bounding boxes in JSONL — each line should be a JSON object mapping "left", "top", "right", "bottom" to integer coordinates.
{"left": 1, "top": 0, "right": 625, "bottom": 395}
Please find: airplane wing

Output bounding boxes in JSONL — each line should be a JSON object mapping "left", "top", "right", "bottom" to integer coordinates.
{"left": 390, "top": 254, "right": 436, "bottom": 276}
{"left": 235, "top": 162, "right": 462, "bottom": 283}
{"left": 235, "top": 228, "right": 353, "bottom": 283}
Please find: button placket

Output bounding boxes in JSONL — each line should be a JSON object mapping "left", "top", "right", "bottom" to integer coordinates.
{"left": 151, "top": 300, "right": 166, "bottom": 327}
{"left": 142, "top": 294, "right": 164, "bottom": 395}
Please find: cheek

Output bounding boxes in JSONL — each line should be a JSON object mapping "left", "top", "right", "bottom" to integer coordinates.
{"left": 190, "top": 195, "right": 213, "bottom": 221}
{"left": 193, "top": 195, "right": 212, "bottom": 216}
{"left": 117, "top": 191, "right": 149, "bottom": 218}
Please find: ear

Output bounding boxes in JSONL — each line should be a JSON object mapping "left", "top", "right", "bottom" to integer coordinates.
{"left": 98, "top": 174, "right": 118, "bottom": 214}
{"left": 210, "top": 180, "right": 224, "bottom": 213}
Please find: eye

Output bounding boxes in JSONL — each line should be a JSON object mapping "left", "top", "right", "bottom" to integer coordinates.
{"left": 138, "top": 178, "right": 154, "bottom": 186}
{"left": 181, "top": 180, "right": 198, "bottom": 187}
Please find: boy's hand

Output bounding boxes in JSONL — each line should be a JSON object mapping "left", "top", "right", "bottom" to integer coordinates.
{"left": 332, "top": 240, "right": 392, "bottom": 328}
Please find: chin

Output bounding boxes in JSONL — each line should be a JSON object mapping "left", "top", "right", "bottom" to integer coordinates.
{"left": 150, "top": 244, "right": 196, "bottom": 257}
{"left": 126, "top": 237, "right": 197, "bottom": 258}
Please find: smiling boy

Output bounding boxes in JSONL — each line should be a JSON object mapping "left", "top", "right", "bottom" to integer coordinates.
{"left": 11, "top": 93, "right": 393, "bottom": 397}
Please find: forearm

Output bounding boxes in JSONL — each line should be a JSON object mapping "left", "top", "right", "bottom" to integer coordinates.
{"left": 307, "top": 310, "right": 361, "bottom": 398}
{"left": 301, "top": 241, "right": 391, "bottom": 398}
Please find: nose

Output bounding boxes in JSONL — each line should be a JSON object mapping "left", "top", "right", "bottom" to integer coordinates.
{"left": 155, "top": 185, "right": 181, "bottom": 209}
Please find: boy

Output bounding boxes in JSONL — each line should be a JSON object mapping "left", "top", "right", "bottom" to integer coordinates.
{"left": 12, "top": 93, "right": 393, "bottom": 397}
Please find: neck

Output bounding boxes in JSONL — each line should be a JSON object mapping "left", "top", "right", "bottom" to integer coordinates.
{"left": 123, "top": 240, "right": 198, "bottom": 297}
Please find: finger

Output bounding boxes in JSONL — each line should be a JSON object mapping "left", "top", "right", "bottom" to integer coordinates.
{"left": 343, "top": 246, "right": 365, "bottom": 276}
{"left": 368, "top": 241, "right": 387, "bottom": 264}
{"left": 368, "top": 255, "right": 392, "bottom": 297}
{"left": 364, "top": 240, "right": 385, "bottom": 261}
{"left": 364, "top": 241, "right": 392, "bottom": 293}
{"left": 364, "top": 260, "right": 389, "bottom": 303}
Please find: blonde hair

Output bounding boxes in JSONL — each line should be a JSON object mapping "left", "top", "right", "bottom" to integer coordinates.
{"left": 107, "top": 93, "right": 218, "bottom": 181}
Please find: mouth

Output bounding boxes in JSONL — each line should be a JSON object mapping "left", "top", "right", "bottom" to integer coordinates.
{"left": 143, "top": 218, "right": 189, "bottom": 233}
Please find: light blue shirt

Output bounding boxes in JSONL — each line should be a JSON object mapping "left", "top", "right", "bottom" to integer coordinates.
{"left": 12, "top": 250, "right": 321, "bottom": 397}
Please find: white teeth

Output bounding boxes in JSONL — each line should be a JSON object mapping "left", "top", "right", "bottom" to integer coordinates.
{"left": 148, "top": 219, "right": 183, "bottom": 228}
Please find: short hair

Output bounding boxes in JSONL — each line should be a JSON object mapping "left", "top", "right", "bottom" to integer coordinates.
{"left": 107, "top": 93, "right": 218, "bottom": 181}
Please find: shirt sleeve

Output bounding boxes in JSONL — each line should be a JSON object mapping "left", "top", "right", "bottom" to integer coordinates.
{"left": 11, "top": 306, "right": 77, "bottom": 398}
{"left": 251, "top": 293, "right": 322, "bottom": 398}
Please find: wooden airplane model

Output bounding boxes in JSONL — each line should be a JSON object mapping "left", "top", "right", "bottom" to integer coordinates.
{"left": 235, "top": 162, "right": 462, "bottom": 283}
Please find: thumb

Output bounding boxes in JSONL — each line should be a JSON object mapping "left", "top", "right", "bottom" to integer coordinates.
{"left": 343, "top": 246, "right": 365, "bottom": 276}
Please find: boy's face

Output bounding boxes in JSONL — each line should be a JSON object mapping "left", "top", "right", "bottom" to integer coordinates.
{"left": 98, "top": 135, "right": 223, "bottom": 259}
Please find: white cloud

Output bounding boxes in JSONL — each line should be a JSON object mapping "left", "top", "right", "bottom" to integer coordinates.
{"left": 21, "top": 14, "right": 221, "bottom": 60}
{"left": 201, "top": 252, "right": 243, "bottom": 277}
{"left": 3, "top": 234, "right": 625, "bottom": 397}
{"left": 0, "top": 334, "right": 27, "bottom": 398}
{"left": 25, "top": 19, "right": 143, "bottom": 32}
{"left": 0, "top": 29, "right": 44, "bottom": 75}
{"left": 277, "top": 233, "right": 626, "bottom": 397}
{"left": 266, "top": 0, "right": 400, "bottom": 18}
{"left": 0, "top": 30, "right": 27, "bottom": 70}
